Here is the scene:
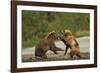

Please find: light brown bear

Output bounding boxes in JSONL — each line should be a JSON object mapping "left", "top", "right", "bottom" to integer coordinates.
{"left": 62, "top": 30, "right": 81, "bottom": 58}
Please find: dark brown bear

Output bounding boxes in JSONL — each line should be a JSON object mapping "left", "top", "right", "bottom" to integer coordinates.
{"left": 35, "top": 31, "right": 64, "bottom": 59}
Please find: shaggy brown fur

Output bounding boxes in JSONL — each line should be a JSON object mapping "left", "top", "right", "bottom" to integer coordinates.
{"left": 35, "top": 31, "right": 64, "bottom": 59}
{"left": 62, "top": 30, "right": 81, "bottom": 58}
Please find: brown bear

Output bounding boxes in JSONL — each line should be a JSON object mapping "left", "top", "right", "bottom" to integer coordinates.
{"left": 60, "top": 29, "right": 81, "bottom": 58}
{"left": 35, "top": 31, "right": 64, "bottom": 59}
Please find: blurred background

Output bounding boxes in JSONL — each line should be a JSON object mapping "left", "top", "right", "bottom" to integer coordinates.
{"left": 22, "top": 10, "right": 90, "bottom": 48}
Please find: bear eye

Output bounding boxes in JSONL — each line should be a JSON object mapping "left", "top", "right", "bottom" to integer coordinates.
{"left": 64, "top": 33, "right": 68, "bottom": 36}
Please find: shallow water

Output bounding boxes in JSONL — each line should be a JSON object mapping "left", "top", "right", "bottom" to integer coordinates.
{"left": 22, "top": 36, "right": 90, "bottom": 62}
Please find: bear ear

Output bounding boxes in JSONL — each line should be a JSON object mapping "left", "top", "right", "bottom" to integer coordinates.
{"left": 46, "top": 31, "right": 56, "bottom": 39}
{"left": 64, "top": 29, "right": 73, "bottom": 36}
{"left": 64, "top": 29, "right": 70, "bottom": 33}
{"left": 51, "top": 30, "right": 56, "bottom": 34}
{"left": 50, "top": 31, "right": 56, "bottom": 35}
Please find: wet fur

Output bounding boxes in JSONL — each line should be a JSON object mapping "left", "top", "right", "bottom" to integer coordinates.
{"left": 61, "top": 30, "right": 81, "bottom": 58}
{"left": 35, "top": 31, "right": 64, "bottom": 59}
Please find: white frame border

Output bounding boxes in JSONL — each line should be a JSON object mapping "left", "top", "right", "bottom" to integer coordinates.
{"left": 17, "top": 5, "right": 94, "bottom": 68}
